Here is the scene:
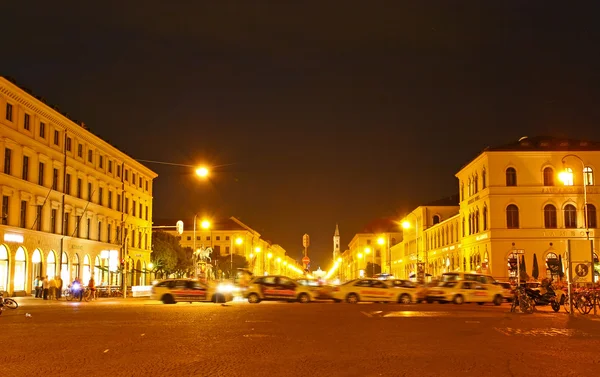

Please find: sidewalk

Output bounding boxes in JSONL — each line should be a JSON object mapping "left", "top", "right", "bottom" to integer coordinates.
{"left": 11, "top": 295, "right": 149, "bottom": 307}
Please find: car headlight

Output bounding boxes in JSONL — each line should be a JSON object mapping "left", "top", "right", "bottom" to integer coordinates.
{"left": 217, "top": 284, "right": 234, "bottom": 293}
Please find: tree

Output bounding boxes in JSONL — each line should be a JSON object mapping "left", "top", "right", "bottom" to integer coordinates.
{"left": 151, "top": 231, "right": 179, "bottom": 278}
{"left": 365, "top": 262, "right": 382, "bottom": 278}
{"left": 215, "top": 254, "right": 248, "bottom": 280}
{"left": 532, "top": 254, "right": 539, "bottom": 280}
{"left": 174, "top": 246, "right": 194, "bottom": 278}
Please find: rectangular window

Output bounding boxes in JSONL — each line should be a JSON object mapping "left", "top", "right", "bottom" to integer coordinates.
{"left": 132, "top": 173, "right": 136, "bottom": 185}
{"left": 225, "top": 236, "right": 230, "bottom": 241}
{"left": 4, "top": 148, "right": 11, "bottom": 175}
{"left": 145, "top": 206, "right": 148, "bottom": 220}
{"left": 77, "top": 178, "right": 82, "bottom": 198}
{"left": 108, "top": 191, "right": 112, "bottom": 209}
{"left": 52, "top": 168, "right": 59, "bottom": 190}
{"left": 39, "top": 122, "right": 46, "bottom": 138}
{"left": 54, "top": 130, "right": 60, "bottom": 145}
{"left": 132, "top": 200, "right": 136, "bottom": 216}
{"left": 88, "top": 182, "right": 92, "bottom": 201}
{"left": 139, "top": 177, "right": 142, "bottom": 188}
{"left": 50, "top": 208, "right": 57, "bottom": 233}
{"left": 75, "top": 216, "right": 81, "bottom": 237}
{"left": 38, "top": 163, "right": 47, "bottom": 189}
{"left": 63, "top": 212, "right": 70, "bottom": 236}
{"left": 139, "top": 203, "right": 142, "bottom": 218}
{"left": 125, "top": 198, "right": 129, "bottom": 214}
{"left": 107, "top": 223, "right": 112, "bottom": 243}
{"left": 22, "top": 156, "right": 29, "bottom": 180}
{"left": 108, "top": 160, "right": 112, "bottom": 173}
{"left": 87, "top": 218, "right": 91, "bottom": 239}
{"left": 125, "top": 170, "right": 129, "bottom": 181}
{"left": 35, "top": 205, "right": 42, "bottom": 231}
{"left": 20, "top": 200, "right": 27, "bottom": 228}
{"left": 145, "top": 180, "right": 148, "bottom": 191}
{"left": 98, "top": 187, "right": 103, "bottom": 206}
{"left": 117, "top": 194, "right": 121, "bottom": 211}
{"left": 117, "top": 165, "right": 121, "bottom": 177}
{"left": 24, "top": 114, "right": 30, "bottom": 130}
{"left": 77, "top": 144, "right": 83, "bottom": 158}
{"left": 216, "top": 236, "right": 221, "bottom": 241}
{"left": 6, "top": 103, "right": 13, "bottom": 121}
{"left": 131, "top": 230, "right": 135, "bottom": 248}
{"left": 99, "top": 155, "right": 103, "bottom": 168}
{"left": 116, "top": 226, "right": 121, "bottom": 243}
{"left": 88, "top": 149, "right": 93, "bottom": 163}
{"left": 187, "top": 236, "right": 191, "bottom": 241}
{"left": 225, "top": 246, "right": 230, "bottom": 254}
{"left": 196, "top": 236, "right": 201, "bottom": 241}
{"left": 66, "top": 137, "right": 72, "bottom": 152}
{"left": 65, "top": 174, "right": 71, "bottom": 195}
{"left": 98, "top": 221, "right": 102, "bottom": 241}
{"left": 144, "top": 234, "right": 148, "bottom": 250}
{"left": 2, "top": 196, "right": 9, "bottom": 225}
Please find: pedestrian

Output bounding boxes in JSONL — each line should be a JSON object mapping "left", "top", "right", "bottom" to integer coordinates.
{"left": 42, "top": 276, "right": 49, "bottom": 300}
{"left": 88, "top": 276, "right": 96, "bottom": 301}
{"left": 49, "top": 277, "right": 57, "bottom": 300}
{"left": 33, "top": 276, "right": 41, "bottom": 298}
{"left": 55, "top": 275, "right": 63, "bottom": 299}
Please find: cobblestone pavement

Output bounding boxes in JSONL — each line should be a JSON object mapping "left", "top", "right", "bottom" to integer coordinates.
{"left": 2, "top": 297, "right": 600, "bottom": 377}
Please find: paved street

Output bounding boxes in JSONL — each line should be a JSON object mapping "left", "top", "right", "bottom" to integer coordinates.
{"left": 2, "top": 298, "right": 600, "bottom": 377}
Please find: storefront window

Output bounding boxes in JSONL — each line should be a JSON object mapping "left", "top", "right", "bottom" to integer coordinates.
{"left": 31, "top": 249, "right": 43, "bottom": 291}
{"left": 0, "top": 245, "right": 9, "bottom": 292}
{"left": 14, "top": 247, "right": 26, "bottom": 291}
{"left": 94, "top": 256, "right": 102, "bottom": 285}
{"left": 60, "top": 252, "right": 69, "bottom": 283}
{"left": 545, "top": 252, "right": 560, "bottom": 280}
{"left": 83, "top": 255, "right": 91, "bottom": 284}
{"left": 72, "top": 253, "right": 80, "bottom": 282}
{"left": 47, "top": 251, "right": 56, "bottom": 279}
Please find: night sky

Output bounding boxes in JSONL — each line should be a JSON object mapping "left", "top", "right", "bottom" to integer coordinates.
{"left": 4, "top": 2, "right": 600, "bottom": 268}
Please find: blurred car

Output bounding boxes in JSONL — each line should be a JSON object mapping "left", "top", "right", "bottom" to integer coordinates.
{"left": 244, "top": 275, "right": 317, "bottom": 304}
{"left": 331, "top": 278, "right": 416, "bottom": 304}
{"left": 295, "top": 279, "right": 335, "bottom": 300}
{"left": 151, "top": 278, "right": 233, "bottom": 304}
{"left": 496, "top": 281, "right": 514, "bottom": 302}
{"left": 386, "top": 279, "right": 426, "bottom": 302}
{"left": 426, "top": 281, "right": 504, "bottom": 305}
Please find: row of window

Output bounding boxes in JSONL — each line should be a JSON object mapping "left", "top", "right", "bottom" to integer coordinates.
{"left": 0, "top": 194, "right": 150, "bottom": 249}
{"left": 506, "top": 203, "right": 598, "bottom": 229}
{"left": 3, "top": 147, "right": 149, "bottom": 220}
{"left": 4, "top": 102, "right": 151, "bottom": 193}
{"left": 507, "top": 166, "right": 594, "bottom": 187}
{"left": 460, "top": 168, "right": 488, "bottom": 201}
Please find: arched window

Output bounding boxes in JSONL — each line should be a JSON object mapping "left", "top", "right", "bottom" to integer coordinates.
{"left": 586, "top": 204, "right": 597, "bottom": 228}
{"left": 46, "top": 251, "right": 56, "bottom": 279}
{"left": 506, "top": 167, "right": 517, "bottom": 186}
{"left": 31, "top": 249, "right": 42, "bottom": 290}
{"left": 83, "top": 255, "right": 91, "bottom": 284}
{"left": 449, "top": 224, "right": 454, "bottom": 243}
{"left": 60, "top": 251, "right": 69, "bottom": 283}
{"left": 433, "top": 215, "right": 440, "bottom": 225}
{"left": 460, "top": 182, "right": 464, "bottom": 202}
{"left": 474, "top": 173, "right": 478, "bottom": 193}
{"left": 545, "top": 252, "right": 560, "bottom": 280}
{"left": 461, "top": 216, "right": 465, "bottom": 237}
{"left": 483, "top": 205, "right": 488, "bottom": 230}
{"left": 506, "top": 205, "right": 519, "bottom": 229}
{"left": 482, "top": 168, "right": 487, "bottom": 189}
{"left": 475, "top": 209, "right": 480, "bottom": 233}
{"left": 543, "top": 167, "right": 555, "bottom": 186}
{"left": 72, "top": 253, "right": 80, "bottom": 281}
{"left": 14, "top": 247, "right": 26, "bottom": 291}
{"left": 468, "top": 178, "right": 472, "bottom": 197}
{"left": 561, "top": 167, "right": 574, "bottom": 186}
{"left": 584, "top": 166, "right": 594, "bottom": 185}
{"left": 468, "top": 213, "right": 472, "bottom": 235}
{"left": 0, "top": 245, "right": 8, "bottom": 293}
{"left": 94, "top": 256, "right": 102, "bottom": 285}
{"left": 544, "top": 204, "right": 557, "bottom": 228}
{"left": 564, "top": 204, "right": 577, "bottom": 228}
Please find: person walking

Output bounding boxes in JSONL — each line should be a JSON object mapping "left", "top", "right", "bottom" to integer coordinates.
{"left": 42, "top": 276, "right": 49, "bottom": 300}
{"left": 88, "top": 276, "right": 96, "bottom": 301}
{"left": 33, "top": 276, "right": 41, "bottom": 298}
{"left": 48, "top": 277, "right": 57, "bottom": 300}
{"left": 55, "top": 275, "right": 63, "bottom": 300}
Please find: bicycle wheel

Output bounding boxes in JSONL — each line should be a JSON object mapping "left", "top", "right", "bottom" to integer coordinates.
{"left": 66, "top": 291, "right": 74, "bottom": 301}
{"left": 4, "top": 298, "right": 18, "bottom": 309}
{"left": 563, "top": 294, "right": 571, "bottom": 313}
{"left": 577, "top": 296, "right": 593, "bottom": 314}
{"left": 84, "top": 290, "right": 91, "bottom": 302}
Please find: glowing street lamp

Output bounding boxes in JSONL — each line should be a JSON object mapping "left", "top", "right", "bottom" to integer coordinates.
{"left": 200, "top": 220, "right": 211, "bottom": 229}
{"left": 195, "top": 166, "right": 209, "bottom": 178}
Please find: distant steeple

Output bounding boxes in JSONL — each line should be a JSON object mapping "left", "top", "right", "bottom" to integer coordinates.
{"left": 333, "top": 224, "right": 340, "bottom": 261}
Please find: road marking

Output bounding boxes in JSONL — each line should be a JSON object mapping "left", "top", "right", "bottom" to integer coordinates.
{"left": 243, "top": 334, "right": 271, "bottom": 338}
{"left": 494, "top": 327, "right": 593, "bottom": 337}
{"left": 245, "top": 320, "right": 272, "bottom": 323}
{"left": 465, "top": 320, "right": 480, "bottom": 323}
{"left": 361, "top": 311, "right": 373, "bottom": 317}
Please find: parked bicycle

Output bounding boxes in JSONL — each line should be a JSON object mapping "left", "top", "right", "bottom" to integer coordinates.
{"left": 510, "top": 285, "right": 535, "bottom": 314}
{"left": 0, "top": 292, "right": 18, "bottom": 315}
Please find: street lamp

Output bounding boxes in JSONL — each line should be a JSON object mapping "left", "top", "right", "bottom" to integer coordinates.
{"left": 267, "top": 252, "right": 273, "bottom": 275}
{"left": 195, "top": 166, "right": 209, "bottom": 178}
{"left": 402, "top": 213, "right": 421, "bottom": 281}
{"left": 147, "top": 262, "right": 154, "bottom": 284}
{"left": 193, "top": 216, "right": 211, "bottom": 279}
{"left": 231, "top": 236, "right": 243, "bottom": 280}
{"left": 364, "top": 246, "right": 375, "bottom": 277}
{"left": 559, "top": 154, "right": 590, "bottom": 240}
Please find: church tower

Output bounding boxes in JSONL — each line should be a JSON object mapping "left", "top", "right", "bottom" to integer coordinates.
{"left": 333, "top": 224, "right": 340, "bottom": 261}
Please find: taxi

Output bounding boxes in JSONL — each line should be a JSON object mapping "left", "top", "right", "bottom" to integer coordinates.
{"left": 151, "top": 278, "right": 233, "bottom": 304}
{"left": 425, "top": 280, "right": 504, "bottom": 305}
{"left": 386, "top": 279, "right": 425, "bottom": 303}
{"left": 244, "top": 275, "right": 317, "bottom": 303}
{"left": 331, "top": 278, "right": 415, "bottom": 304}
{"left": 295, "top": 279, "right": 335, "bottom": 300}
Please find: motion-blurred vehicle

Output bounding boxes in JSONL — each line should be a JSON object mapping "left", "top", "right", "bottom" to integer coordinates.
{"left": 426, "top": 280, "right": 504, "bottom": 305}
{"left": 244, "top": 275, "right": 316, "bottom": 304}
{"left": 386, "top": 279, "right": 426, "bottom": 302}
{"left": 496, "top": 282, "right": 514, "bottom": 302}
{"left": 295, "top": 279, "right": 334, "bottom": 300}
{"left": 331, "top": 278, "right": 416, "bottom": 304}
{"left": 151, "top": 278, "right": 233, "bottom": 304}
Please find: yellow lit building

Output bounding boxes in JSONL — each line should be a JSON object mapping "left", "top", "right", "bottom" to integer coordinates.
{"left": 340, "top": 218, "right": 403, "bottom": 280}
{"left": 0, "top": 77, "right": 157, "bottom": 295}
{"left": 393, "top": 137, "right": 599, "bottom": 282}
{"left": 159, "top": 216, "right": 304, "bottom": 278}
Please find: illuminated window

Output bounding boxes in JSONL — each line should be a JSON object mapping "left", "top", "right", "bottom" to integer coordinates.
{"left": 586, "top": 204, "right": 597, "bottom": 228}
{"left": 506, "top": 205, "right": 519, "bottom": 229}
{"left": 564, "top": 204, "right": 577, "bottom": 228}
{"left": 561, "top": 168, "right": 574, "bottom": 186}
{"left": 543, "top": 167, "right": 554, "bottom": 186}
{"left": 544, "top": 204, "right": 557, "bottom": 228}
{"left": 584, "top": 166, "right": 594, "bottom": 185}
{"left": 506, "top": 168, "right": 517, "bottom": 186}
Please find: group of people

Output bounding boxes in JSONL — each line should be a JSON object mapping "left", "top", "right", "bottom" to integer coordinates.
{"left": 33, "top": 276, "right": 96, "bottom": 301}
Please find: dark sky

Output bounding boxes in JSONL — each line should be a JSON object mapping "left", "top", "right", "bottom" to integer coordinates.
{"left": 3, "top": 2, "right": 600, "bottom": 268}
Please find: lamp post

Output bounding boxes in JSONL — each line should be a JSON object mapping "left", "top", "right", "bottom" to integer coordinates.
{"left": 402, "top": 213, "right": 421, "bottom": 281}
{"left": 377, "top": 236, "right": 387, "bottom": 275}
{"left": 559, "top": 154, "right": 590, "bottom": 240}
{"left": 254, "top": 246, "right": 262, "bottom": 275}
{"left": 364, "top": 247, "right": 374, "bottom": 277}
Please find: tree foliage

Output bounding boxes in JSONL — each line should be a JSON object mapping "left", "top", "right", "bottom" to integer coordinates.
{"left": 215, "top": 254, "right": 248, "bottom": 279}
{"left": 151, "top": 231, "right": 191, "bottom": 279}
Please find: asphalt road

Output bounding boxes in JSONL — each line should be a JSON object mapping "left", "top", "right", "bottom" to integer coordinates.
{"left": 2, "top": 298, "right": 600, "bottom": 377}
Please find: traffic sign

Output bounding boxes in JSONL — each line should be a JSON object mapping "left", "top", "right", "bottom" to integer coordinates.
{"left": 302, "top": 256, "right": 310, "bottom": 265}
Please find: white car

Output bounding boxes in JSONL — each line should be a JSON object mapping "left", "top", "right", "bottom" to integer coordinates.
{"left": 426, "top": 281, "right": 503, "bottom": 305}
{"left": 151, "top": 278, "right": 233, "bottom": 304}
{"left": 331, "top": 278, "right": 414, "bottom": 304}
{"left": 244, "top": 275, "right": 317, "bottom": 304}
